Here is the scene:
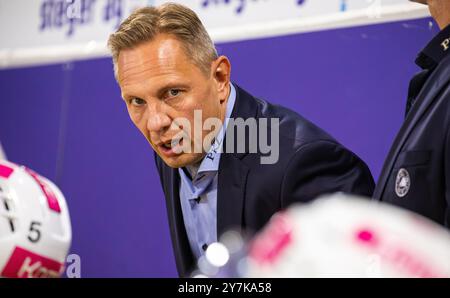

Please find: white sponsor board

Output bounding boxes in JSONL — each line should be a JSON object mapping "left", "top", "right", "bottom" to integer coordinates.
{"left": 0, "top": 0, "right": 429, "bottom": 68}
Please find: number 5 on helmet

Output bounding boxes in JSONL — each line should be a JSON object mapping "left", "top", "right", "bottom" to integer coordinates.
{"left": 0, "top": 160, "right": 72, "bottom": 278}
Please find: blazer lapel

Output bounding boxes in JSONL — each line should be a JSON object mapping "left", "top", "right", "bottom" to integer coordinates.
{"left": 216, "top": 83, "right": 257, "bottom": 237}
{"left": 217, "top": 154, "right": 250, "bottom": 237}
{"left": 374, "top": 55, "right": 450, "bottom": 200}
{"left": 165, "top": 167, "right": 195, "bottom": 276}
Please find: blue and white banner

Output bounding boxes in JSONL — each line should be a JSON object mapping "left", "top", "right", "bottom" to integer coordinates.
{"left": 0, "top": 0, "right": 429, "bottom": 68}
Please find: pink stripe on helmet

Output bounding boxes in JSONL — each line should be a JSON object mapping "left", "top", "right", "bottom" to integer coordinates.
{"left": 0, "top": 164, "right": 13, "bottom": 178}
{"left": 249, "top": 212, "right": 293, "bottom": 264}
{"left": 25, "top": 168, "right": 61, "bottom": 213}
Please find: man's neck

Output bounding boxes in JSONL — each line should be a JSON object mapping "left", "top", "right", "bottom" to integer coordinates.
{"left": 220, "top": 83, "right": 231, "bottom": 124}
{"left": 429, "top": 0, "right": 450, "bottom": 29}
{"left": 186, "top": 161, "right": 201, "bottom": 179}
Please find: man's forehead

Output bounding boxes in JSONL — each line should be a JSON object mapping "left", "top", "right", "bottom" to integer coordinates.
{"left": 117, "top": 36, "right": 188, "bottom": 83}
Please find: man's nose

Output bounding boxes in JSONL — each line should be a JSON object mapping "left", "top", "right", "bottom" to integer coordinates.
{"left": 146, "top": 104, "right": 172, "bottom": 133}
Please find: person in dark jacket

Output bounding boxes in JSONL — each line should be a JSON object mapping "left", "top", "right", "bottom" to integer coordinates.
{"left": 374, "top": 0, "right": 450, "bottom": 229}
{"left": 108, "top": 3, "right": 375, "bottom": 276}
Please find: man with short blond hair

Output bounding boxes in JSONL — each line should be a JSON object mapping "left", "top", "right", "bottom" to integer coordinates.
{"left": 108, "top": 3, "right": 374, "bottom": 276}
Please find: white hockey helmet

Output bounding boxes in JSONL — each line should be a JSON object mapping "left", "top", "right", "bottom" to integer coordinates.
{"left": 0, "top": 160, "right": 71, "bottom": 278}
{"left": 196, "top": 193, "right": 450, "bottom": 278}
{"left": 246, "top": 194, "right": 450, "bottom": 277}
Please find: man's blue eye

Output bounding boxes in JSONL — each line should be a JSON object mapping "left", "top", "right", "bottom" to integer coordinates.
{"left": 169, "top": 89, "right": 180, "bottom": 97}
{"left": 130, "top": 98, "right": 145, "bottom": 106}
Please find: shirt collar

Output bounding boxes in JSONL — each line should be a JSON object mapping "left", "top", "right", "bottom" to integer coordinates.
{"left": 415, "top": 23, "right": 450, "bottom": 70}
{"left": 182, "top": 83, "right": 237, "bottom": 179}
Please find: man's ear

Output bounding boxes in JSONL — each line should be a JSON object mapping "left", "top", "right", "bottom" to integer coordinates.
{"left": 211, "top": 56, "right": 231, "bottom": 103}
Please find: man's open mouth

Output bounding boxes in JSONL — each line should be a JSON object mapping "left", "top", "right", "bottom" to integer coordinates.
{"left": 159, "top": 138, "right": 185, "bottom": 155}
{"left": 162, "top": 138, "right": 183, "bottom": 148}
{"left": 162, "top": 140, "right": 172, "bottom": 149}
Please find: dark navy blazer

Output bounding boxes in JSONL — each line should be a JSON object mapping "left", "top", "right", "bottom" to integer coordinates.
{"left": 374, "top": 26, "right": 450, "bottom": 229}
{"left": 155, "top": 84, "right": 375, "bottom": 276}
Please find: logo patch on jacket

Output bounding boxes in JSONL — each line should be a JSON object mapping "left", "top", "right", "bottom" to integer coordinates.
{"left": 395, "top": 168, "right": 410, "bottom": 198}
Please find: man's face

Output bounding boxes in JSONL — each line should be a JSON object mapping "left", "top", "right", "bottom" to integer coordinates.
{"left": 117, "top": 34, "right": 229, "bottom": 168}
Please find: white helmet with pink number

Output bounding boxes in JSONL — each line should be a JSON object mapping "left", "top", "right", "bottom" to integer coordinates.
{"left": 0, "top": 160, "right": 71, "bottom": 278}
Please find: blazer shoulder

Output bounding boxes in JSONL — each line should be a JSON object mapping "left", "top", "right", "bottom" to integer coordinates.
{"left": 252, "top": 93, "right": 338, "bottom": 149}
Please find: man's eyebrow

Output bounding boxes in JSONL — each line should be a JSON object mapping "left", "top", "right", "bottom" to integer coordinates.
{"left": 121, "top": 89, "right": 145, "bottom": 101}
{"left": 121, "top": 93, "right": 133, "bottom": 101}
{"left": 156, "top": 83, "right": 191, "bottom": 97}
{"left": 121, "top": 83, "right": 191, "bottom": 101}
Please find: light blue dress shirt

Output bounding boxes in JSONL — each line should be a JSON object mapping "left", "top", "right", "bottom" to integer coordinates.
{"left": 178, "top": 83, "right": 236, "bottom": 259}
